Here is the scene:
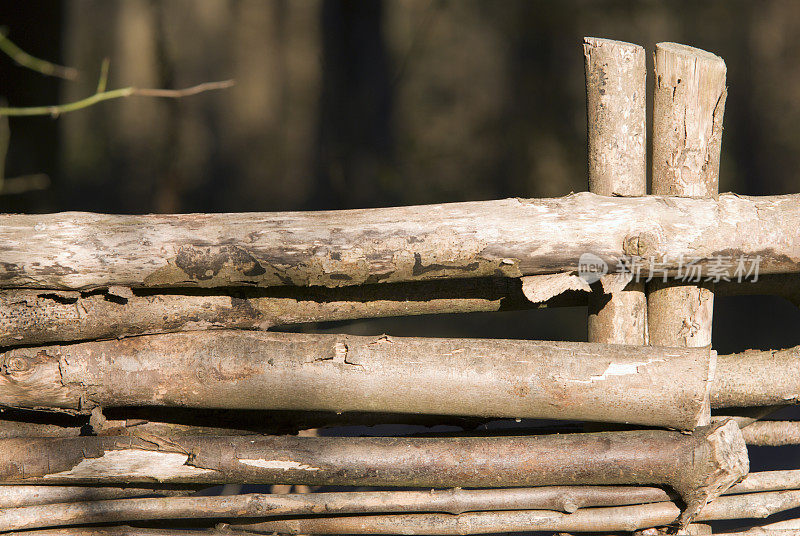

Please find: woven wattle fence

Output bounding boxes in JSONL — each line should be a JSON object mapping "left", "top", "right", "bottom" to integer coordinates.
{"left": 0, "top": 38, "right": 798, "bottom": 535}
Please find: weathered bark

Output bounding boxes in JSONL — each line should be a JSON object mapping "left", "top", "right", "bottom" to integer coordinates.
{"left": 584, "top": 38, "right": 647, "bottom": 197}
{"left": 0, "top": 330, "right": 715, "bottom": 429}
{"left": 648, "top": 43, "right": 727, "bottom": 348}
{"left": 2, "top": 274, "right": 797, "bottom": 348}
{"left": 0, "top": 278, "right": 553, "bottom": 347}
{"left": 584, "top": 37, "right": 648, "bottom": 346}
{"left": 738, "top": 421, "right": 800, "bottom": 446}
{"left": 1, "top": 193, "right": 799, "bottom": 291}
{"left": 0, "top": 422, "right": 747, "bottom": 520}
{"left": 232, "top": 489, "right": 800, "bottom": 535}
{"left": 712, "top": 346, "right": 800, "bottom": 408}
{"left": 0, "top": 487, "right": 672, "bottom": 532}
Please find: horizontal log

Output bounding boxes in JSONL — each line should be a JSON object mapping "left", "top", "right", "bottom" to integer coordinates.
{"left": 739, "top": 421, "right": 800, "bottom": 446}
{"left": 713, "top": 346, "right": 800, "bottom": 407}
{"left": 0, "top": 278, "right": 550, "bottom": 347}
{"left": 2, "top": 273, "right": 796, "bottom": 348}
{"left": 231, "top": 489, "right": 800, "bottom": 534}
{"left": 0, "top": 331, "right": 714, "bottom": 429}
{"left": 0, "top": 422, "right": 746, "bottom": 524}
{"left": 1, "top": 193, "right": 798, "bottom": 291}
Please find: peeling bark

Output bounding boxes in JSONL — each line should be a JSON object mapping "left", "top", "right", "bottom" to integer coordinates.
{"left": 1, "top": 194, "right": 799, "bottom": 291}
{"left": 0, "top": 278, "right": 553, "bottom": 347}
{"left": 0, "top": 330, "right": 715, "bottom": 429}
{"left": 0, "top": 423, "right": 747, "bottom": 518}
{"left": 1, "top": 274, "right": 796, "bottom": 348}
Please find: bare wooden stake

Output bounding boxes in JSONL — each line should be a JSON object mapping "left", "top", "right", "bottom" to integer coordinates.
{"left": 648, "top": 42, "right": 727, "bottom": 347}
{"left": 584, "top": 37, "right": 648, "bottom": 346}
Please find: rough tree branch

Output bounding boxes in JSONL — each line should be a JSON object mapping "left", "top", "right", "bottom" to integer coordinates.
{"left": 0, "top": 193, "right": 798, "bottom": 291}
{"left": 0, "top": 331, "right": 716, "bottom": 429}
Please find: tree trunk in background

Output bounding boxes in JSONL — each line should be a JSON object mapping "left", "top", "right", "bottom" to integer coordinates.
{"left": 60, "top": 0, "right": 321, "bottom": 213}
{"left": 313, "top": 0, "right": 394, "bottom": 209}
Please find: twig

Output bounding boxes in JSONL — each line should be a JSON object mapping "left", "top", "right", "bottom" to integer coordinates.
{"left": 0, "top": 30, "right": 78, "bottom": 80}
{"left": 0, "top": 80, "right": 234, "bottom": 118}
{"left": 0, "top": 275, "right": 797, "bottom": 348}
{"left": 730, "top": 469, "right": 800, "bottom": 494}
{"left": 96, "top": 58, "right": 110, "bottom": 94}
{"left": 0, "top": 486, "right": 194, "bottom": 509}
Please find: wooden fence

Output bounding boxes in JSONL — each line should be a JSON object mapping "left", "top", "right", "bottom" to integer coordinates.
{"left": 0, "top": 38, "right": 799, "bottom": 535}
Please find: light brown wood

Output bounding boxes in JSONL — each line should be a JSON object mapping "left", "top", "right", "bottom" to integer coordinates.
{"left": 648, "top": 43, "right": 727, "bottom": 347}
{"left": 2, "top": 273, "right": 797, "bottom": 348}
{"left": 1, "top": 193, "right": 798, "bottom": 292}
{"left": 584, "top": 37, "right": 648, "bottom": 345}
{"left": 229, "top": 490, "right": 800, "bottom": 535}
{"left": 0, "top": 331, "right": 714, "bottom": 429}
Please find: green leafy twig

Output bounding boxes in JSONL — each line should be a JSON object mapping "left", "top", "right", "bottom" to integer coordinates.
{"left": 0, "top": 79, "right": 236, "bottom": 118}
{"left": 0, "top": 29, "right": 78, "bottom": 80}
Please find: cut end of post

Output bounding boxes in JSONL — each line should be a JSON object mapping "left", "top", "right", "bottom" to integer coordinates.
{"left": 584, "top": 36, "right": 645, "bottom": 53}
{"left": 654, "top": 41, "right": 727, "bottom": 94}
{"left": 677, "top": 419, "right": 749, "bottom": 527}
{"left": 656, "top": 42, "right": 726, "bottom": 66}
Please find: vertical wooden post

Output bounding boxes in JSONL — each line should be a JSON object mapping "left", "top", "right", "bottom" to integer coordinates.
{"left": 584, "top": 37, "right": 648, "bottom": 345}
{"left": 648, "top": 43, "right": 727, "bottom": 347}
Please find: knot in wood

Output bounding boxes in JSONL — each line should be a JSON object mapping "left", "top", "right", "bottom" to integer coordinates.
{"left": 622, "top": 231, "right": 658, "bottom": 257}
{"left": 2, "top": 355, "right": 30, "bottom": 374}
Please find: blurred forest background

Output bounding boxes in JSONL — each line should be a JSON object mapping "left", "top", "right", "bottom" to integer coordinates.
{"left": 1, "top": 0, "right": 798, "bottom": 375}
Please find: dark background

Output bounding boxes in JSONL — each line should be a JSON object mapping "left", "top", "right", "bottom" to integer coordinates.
{"left": 2, "top": 0, "right": 800, "bottom": 529}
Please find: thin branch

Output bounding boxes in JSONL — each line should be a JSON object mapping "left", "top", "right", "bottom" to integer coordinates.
{"left": 96, "top": 58, "right": 110, "bottom": 94}
{"left": 738, "top": 421, "right": 800, "bottom": 446}
{"left": 230, "top": 489, "right": 800, "bottom": 535}
{"left": 0, "top": 80, "right": 235, "bottom": 118}
{"left": 0, "top": 29, "right": 78, "bottom": 80}
{"left": 0, "top": 487, "right": 672, "bottom": 532}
